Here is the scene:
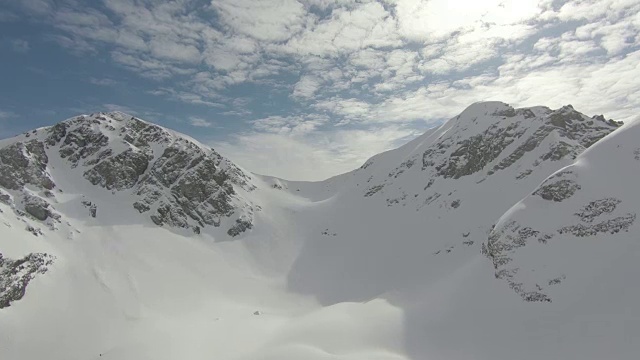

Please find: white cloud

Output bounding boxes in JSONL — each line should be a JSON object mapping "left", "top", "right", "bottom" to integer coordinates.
{"left": 190, "top": 117, "right": 216, "bottom": 128}
{"left": 45, "top": 34, "right": 97, "bottom": 55}
{"left": 211, "top": 0, "right": 307, "bottom": 42}
{"left": 213, "top": 125, "right": 421, "bottom": 180}
{"left": 149, "top": 38, "right": 201, "bottom": 64}
{"left": 393, "top": 0, "right": 543, "bottom": 40}
{"left": 284, "top": 2, "right": 401, "bottom": 56}
{"left": 252, "top": 114, "right": 329, "bottom": 135}
{"left": 9, "top": 0, "right": 640, "bottom": 179}
{"left": 292, "top": 75, "right": 323, "bottom": 99}
{"left": 554, "top": 0, "right": 640, "bottom": 21}
{"left": 0, "top": 110, "right": 17, "bottom": 120}
{"left": 102, "top": 104, "right": 138, "bottom": 115}
{"left": 19, "top": 0, "right": 53, "bottom": 16}
{"left": 89, "top": 77, "right": 118, "bottom": 86}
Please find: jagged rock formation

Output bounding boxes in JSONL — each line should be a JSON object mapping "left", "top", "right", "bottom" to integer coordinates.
{"left": 354, "top": 102, "right": 620, "bottom": 213}
{"left": 0, "top": 252, "right": 55, "bottom": 308}
{"left": 0, "top": 112, "right": 257, "bottom": 236}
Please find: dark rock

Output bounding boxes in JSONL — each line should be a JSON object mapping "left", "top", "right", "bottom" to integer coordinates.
{"left": 534, "top": 179, "right": 581, "bottom": 202}
{"left": 0, "top": 140, "right": 54, "bottom": 190}
{"left": 23, "top": 194, "right": 52, "bottom": 221}
{"left": 0, "top": 189, "right": 12, "bottom": 205}
{"left": 574, "top": 198, "right": 622, "bottom": 223}
{"left": 84, "top": 149, "right": 151, "bottom": 190}
{"left": 227, "top": 218, "right": 253, "bottom": 237}
{"left": 434, "top": 123, "right": 525, "bottom": 179}
{"left": 364, "top": 184, "right": 384, "bottom": 197}
{"left": 0, "top": 252, "right": 55, "bottom": 308}
{"left": 559, "top": 213, "right": 636, "bottom": 237}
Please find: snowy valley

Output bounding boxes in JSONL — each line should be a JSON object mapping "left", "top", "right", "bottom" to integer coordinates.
{"left": 1, "top": 101, "right": 639, "bottom": 360}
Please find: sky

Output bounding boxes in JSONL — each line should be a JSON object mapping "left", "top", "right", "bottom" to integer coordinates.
{"left": 0, "top": 0, "right": 639, "bottom": 180}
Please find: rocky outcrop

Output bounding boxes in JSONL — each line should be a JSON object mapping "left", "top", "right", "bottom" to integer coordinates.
{"left": 227, "top": 218, "right": 254, "bottom": 237}
{"left": 423, "top": 105, "right": 620, "bottom": 181}
{"left": 23, "top": 194, "right": 54, "bottom": 221}
{"left": 133, "top": 141, "right": 251, "bottom": 233}
{"left": 84, "top": 149, "right": 151, "bottom": 190}
{"left": 534, "top": 179, "right": 581, "bottom": 202}
{"left": 0, "top": 140, "right": 54, "bottom": 190}
{"left": 0, "top": 252, "right": 55, "bottom": 309}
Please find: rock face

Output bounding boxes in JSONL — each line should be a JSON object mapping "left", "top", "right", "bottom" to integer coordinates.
{"left": 0, "top": 140, "right": 54, "bottom": 191}
{"left": 0, "top": 112, "right": 257, "bottom": 236}
{"left": 417, "top": 103, "right": 619, "bottom": 181}
{"left": 23, "top": 194, "right": 55, "bottom": 221}
{"left": 0, "top": 252, "right": 55, "bottom": 309}
{"left": 533, "top": 172, "right": 581, "bottom": 202}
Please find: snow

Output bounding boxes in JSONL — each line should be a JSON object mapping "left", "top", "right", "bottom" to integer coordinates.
{"left": 1, "top": 103, "right": 639, "bottom": 359}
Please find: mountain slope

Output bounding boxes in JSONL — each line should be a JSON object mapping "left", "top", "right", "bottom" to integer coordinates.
{"left": 487, "top": 119, "right": 640, "bottom": 302}
{"left": 278, "top": 101, "right": 622, "bottom": 304}
{"left": 0, "top": 111, "right": 257, "bottom": 240}
{"left": 1, "top": 102, "right": 638, "bottom": 360}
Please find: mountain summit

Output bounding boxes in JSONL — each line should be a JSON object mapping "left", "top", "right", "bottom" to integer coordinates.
{"left": 2, "top": 102, "right": 638, "bottom": 360}
{"left": 0, "top": 111, "right": 257, "bottom": 237}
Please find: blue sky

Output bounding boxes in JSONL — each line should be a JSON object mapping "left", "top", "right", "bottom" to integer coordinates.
{"left": 0, "top": 0, "right": 639, "bottom": 180}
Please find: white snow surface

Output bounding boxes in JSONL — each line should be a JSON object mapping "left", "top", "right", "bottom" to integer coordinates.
{"left": 1, "top": 102, "right": 638, "bottom": 359}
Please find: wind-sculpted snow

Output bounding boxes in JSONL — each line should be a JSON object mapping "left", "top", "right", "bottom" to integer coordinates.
{"left": 0, "top": 112, "right": 257, "bottom": 237}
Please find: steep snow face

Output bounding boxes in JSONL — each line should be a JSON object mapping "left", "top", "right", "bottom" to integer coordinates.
{"left": 0, "top": 111, "right": 257, "bottom": 238}
{"left": 487, "top": 120, "right": 640, "bottom": 302}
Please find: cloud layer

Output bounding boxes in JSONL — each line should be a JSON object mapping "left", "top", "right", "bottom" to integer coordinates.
{"left": 5, "top": 0, "right": 640, "bottom": 179}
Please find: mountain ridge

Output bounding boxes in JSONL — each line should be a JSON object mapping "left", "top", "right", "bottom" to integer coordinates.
{"left": 1, "top": 101, "right": 638, "bottom": 360}
{"left": 0, "top": 111, "right": 258, "bottom": 239}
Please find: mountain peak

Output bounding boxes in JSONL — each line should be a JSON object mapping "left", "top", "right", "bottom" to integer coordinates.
{"left": 458, "top": 101, "right": 516, "bottom": 118}
{"left": 347, "top": 102, "right": 621, "bottom": 208}
{"left": 0, "top": 112, "right": 257, "bottom": 238}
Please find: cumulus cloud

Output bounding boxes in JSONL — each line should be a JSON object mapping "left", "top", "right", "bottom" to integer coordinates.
{"left": 252, "top": 114, "right": 329, "bottom": 135}
{"left": 292, "top": 75, "right": 323, "bottom": 99}
{"left": 211, "top": 0, "right": 307, "bottom": 42}
{"left": 394, "top": 0, "right": 542, "bottom": 40}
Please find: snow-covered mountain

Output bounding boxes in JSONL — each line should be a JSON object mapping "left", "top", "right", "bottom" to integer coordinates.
{"left": 0, "top": 112, "right": 257, "bottom": 238}
{"left": 1, "top": 102, "right": 638, "bottom": 360}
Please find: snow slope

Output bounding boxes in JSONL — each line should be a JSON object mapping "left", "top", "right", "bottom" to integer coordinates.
{"left": 1, "top": 102, "right": 638, "bottom": 360}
